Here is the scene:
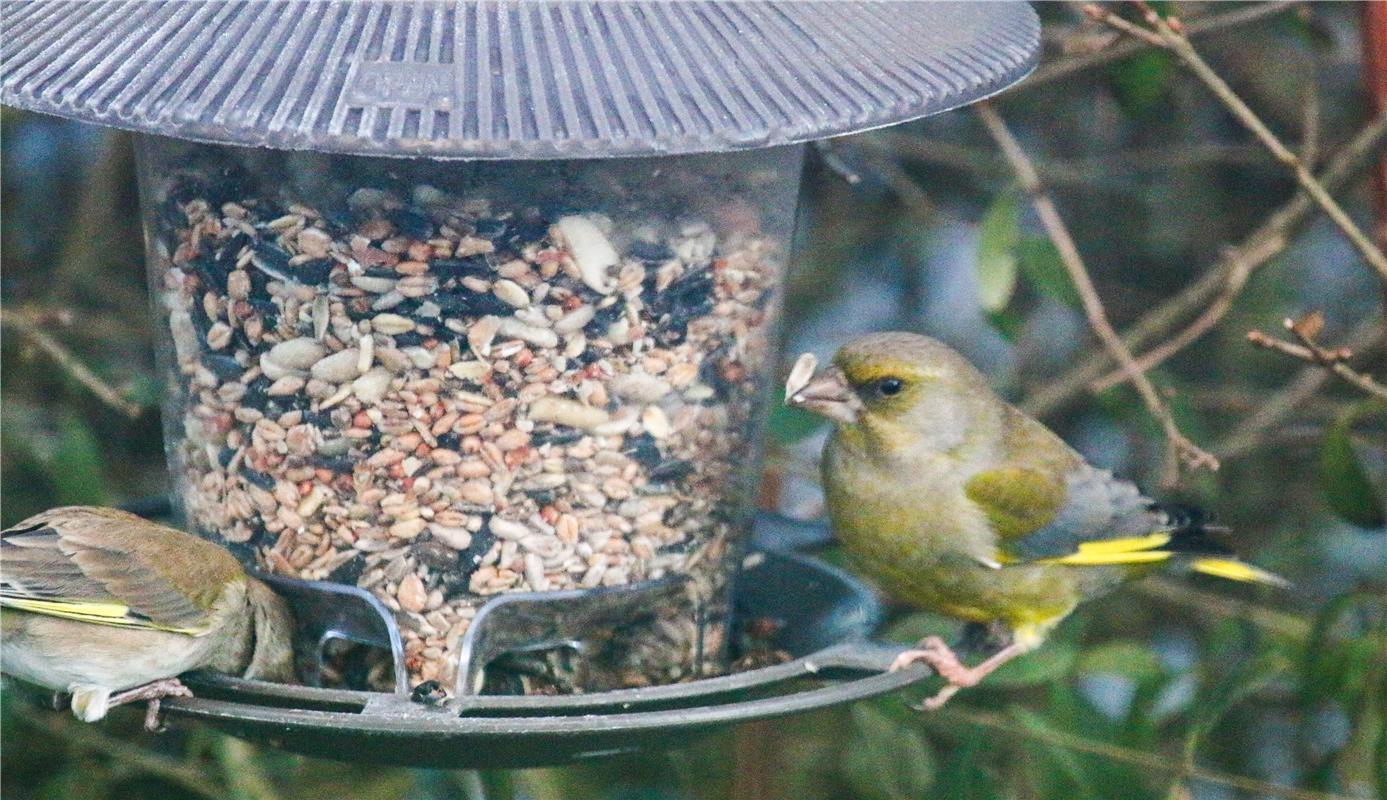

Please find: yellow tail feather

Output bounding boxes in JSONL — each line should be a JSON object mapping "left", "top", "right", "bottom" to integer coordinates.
{"left": 1189, "top": 558, "right": 1290, "bottom": 588}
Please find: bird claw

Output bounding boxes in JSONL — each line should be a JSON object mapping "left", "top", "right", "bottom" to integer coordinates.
{"left": 889, "top": 636, "right": 977, "bottom": 686}
{"left": 891, "top": 636, "right": 991, "bottom": 711}
{"left": 907, "top": 684, "right": 962, "bottom": 712}
{"left": 108, "top": 678, "right": 193, "bottom": 733}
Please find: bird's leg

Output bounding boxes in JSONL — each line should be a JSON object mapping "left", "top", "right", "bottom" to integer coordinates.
{"left": 889, "top": 636, "right": 1029, "bottom": 711}
{"left": 143, "top": 700, "right": 165, "bottom": 733}
{"left": 107, "top": 678, "right": 193, "bottom": 732}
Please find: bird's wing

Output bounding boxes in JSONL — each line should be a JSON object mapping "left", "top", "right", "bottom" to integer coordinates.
{"left": 962, "top": 466, "right": 1067, "bottom": 540}
{"left": 0, "top": 507, "right": 243, "bottom": 635}
{"left": 968, "top": 465, "right": 1234, "bottom": 566}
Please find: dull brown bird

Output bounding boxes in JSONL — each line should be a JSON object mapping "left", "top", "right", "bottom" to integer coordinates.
{"left": 1, "top": 506, "right": 295, "bottom": 729}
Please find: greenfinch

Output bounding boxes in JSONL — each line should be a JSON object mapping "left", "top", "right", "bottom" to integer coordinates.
{"left": 787, "top": 333, "right": 1283, "bottom": 709}
{"left": 1, "top": 506, "right": 295, "bottom": 729}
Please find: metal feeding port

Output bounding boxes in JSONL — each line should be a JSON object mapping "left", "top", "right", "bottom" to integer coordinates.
{"left": 157, "top": 513, "right": 932, "bottom": 769}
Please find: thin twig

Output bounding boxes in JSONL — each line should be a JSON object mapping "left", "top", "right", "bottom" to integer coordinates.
{"left": 813, "top": 139, "right": 863, "bottom": 185}
{"left": 880, "top": 133, "right": 1267, "bottom": 187}
{"left": 1088, "top": 241, "right": 1276, "bottom": 393}
{"left": 1087, "top": 3, "right": 1387, "bottom": 284}
{"left": 975, "top": 101, "right": 1217, "bottom": 484}
{"left": 1247, "top": 317, "right": 1387, "bottom": 400}
{"left": 1215, "top": 314, "right": 1375, "bottom": 454}
{"left": 0, "top": 308, "right": 145, "bottom": 418}
{"left": 1023, "top": 112, "right": 1387, "bottom": 417}
{"left": 1023, "top": 2, "right": 1300, "bottom": 91}
{"left": 854, "top": 138, "right": 939, "bottom": 219}
{"left": 1300, "top": 68, "right": 1321, "bottom": 170}
{"left": 931, "top": 706, "right": 1353, "bottom": 800}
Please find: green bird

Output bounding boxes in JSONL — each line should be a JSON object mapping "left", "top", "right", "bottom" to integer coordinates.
{"left": 786, "top": 333, "right": 1283, "bottom": 709}
{"left": 1, "top": 506, "right": 295, "bottom": 729}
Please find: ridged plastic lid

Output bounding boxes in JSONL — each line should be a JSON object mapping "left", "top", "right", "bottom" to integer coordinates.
{"left": 2, "top": 1, "right": 1038, "bottom": 159}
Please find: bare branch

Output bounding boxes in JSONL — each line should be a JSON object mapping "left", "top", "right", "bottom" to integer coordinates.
{"left": 1023, "top": 112, "right": 1387, "bottom": 417}
{"left": 975, "top": 102, "right": 1217, "bottom": 484}
{"left": 880, "top": 132, "right": 1267, "bottom": 187}
{"left": 1300, "top": 70, "right": 1321, "bottom": 169}
{"left": 1023, "top": 2, "right": 1300, "bottom": 91}
{"left": 1247, "top": 315, "right": 1387, "bottom": 400}
{"left": 1088, "top": 242, "right": 1271, "bottom": 392}
{"left": 813, "top": 139, "right": 863, "bottom": 186}
{"left": 1086, "top": 2, "right": 1387, "bottom": 284}
{"left": 853, "top": 138, "right": 939, "bottom": 219}
{"left": 0, "top": 308, "right": 145, "bottom": 419}
{"left": 1217, "top": 317, "right": 1384, "bottom": 458}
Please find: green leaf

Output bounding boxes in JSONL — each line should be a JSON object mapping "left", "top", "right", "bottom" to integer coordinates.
{"left": 1018, "top": 237, "right": 1082, "bottom": 310}
{"left": 1076, "top": 642, "right": 1164, "bottom": 682}
{"left": 839, "top": 703, "right": 935, "bottom": 800}
{"left": 1107, "top": 50, "right": 1173, "bottom": 117}
{"left": 984, "top": 307, "right": 1025, "bottom": 342}
{"left": 48, "top": 413, "right": 110, "bottom": 507}
{"left": 976, "top": 189, "right": 1022, "bottom": 313}
{"left": 1184, "top": 647, "right": 1286, "bottom": 761}
{"left": 1319, "top": 402, "right": 1387, "bottom": 529}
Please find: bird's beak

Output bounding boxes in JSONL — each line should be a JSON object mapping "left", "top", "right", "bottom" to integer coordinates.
{"left": 786, "top": 365, "right": 862, "bottom": 425}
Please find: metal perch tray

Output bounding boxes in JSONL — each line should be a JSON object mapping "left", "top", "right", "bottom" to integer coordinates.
{"left": 157, "top": 514, "right": 931, "bottom": 769}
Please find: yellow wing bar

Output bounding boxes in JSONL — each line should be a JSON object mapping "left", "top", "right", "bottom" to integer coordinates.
{"left": 0, "top": 596, "right": 205, "bottom": 635}
{"left": 1027, "top": 534, "right": 1289, "bottom": 587}
{"left": 1036, "top": 532, "right": 1174, "bottom": 566}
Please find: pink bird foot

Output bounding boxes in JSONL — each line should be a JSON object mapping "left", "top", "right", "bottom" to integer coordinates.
{"left": 889, "top": 636, "right": 1028, "bottom": 710}
{"left": 108, "top": 678, "right": 193, "bottom": 732}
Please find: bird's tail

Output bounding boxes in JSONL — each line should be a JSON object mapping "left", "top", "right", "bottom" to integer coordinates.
{"left": 1187, "top": 557, "right": 1290, "bottom": 587}
{"left": 1036, "top": 504, "right": 1289, "bottom": 587}
{"left": 1152, "top": 503, "right": 1290, "bottom": 587}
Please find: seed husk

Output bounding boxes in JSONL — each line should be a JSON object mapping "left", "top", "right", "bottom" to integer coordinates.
{"left": 784, "top": 352, "right": 818, "bottom": 401}
{"left": 311, "top": 348, "right": 363, "bottom": 383}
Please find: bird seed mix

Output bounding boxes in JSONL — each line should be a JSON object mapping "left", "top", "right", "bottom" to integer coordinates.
{"left": 147, "top": 179, "right": 784, "bottom": 692}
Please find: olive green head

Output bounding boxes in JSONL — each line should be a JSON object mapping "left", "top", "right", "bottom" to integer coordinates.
{"left": 787, "top": 332, "right": 997, "bottom": 455}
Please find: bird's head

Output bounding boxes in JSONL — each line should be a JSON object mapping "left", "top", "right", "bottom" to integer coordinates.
{"left": 786, "top": 332, "right": 996, "bottom": 455}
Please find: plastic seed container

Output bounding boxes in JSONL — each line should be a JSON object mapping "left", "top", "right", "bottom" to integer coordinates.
{"left": 3, "top": 0, "right": 1038, "bottom": 694}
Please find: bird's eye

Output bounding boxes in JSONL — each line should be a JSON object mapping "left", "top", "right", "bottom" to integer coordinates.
{"left": 876, "top": 378, "right": 905, "bottom": 397}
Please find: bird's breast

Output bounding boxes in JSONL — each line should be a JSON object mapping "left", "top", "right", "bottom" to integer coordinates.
{"left": 1, "top": 609, "right": 216, "bottom": 692}
{"left": 822, "top": 439, "right": 1078, "bottom": 625}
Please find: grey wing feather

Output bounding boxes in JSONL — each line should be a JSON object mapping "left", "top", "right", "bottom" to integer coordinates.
{"left": 1006, "top": 466, "right": 1169, "bottom": 562}
{"left": 0, "top": 524, "right": 115, "bottom": 602}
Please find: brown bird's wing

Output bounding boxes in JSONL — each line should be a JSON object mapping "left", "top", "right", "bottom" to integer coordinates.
{"left": 1, "top": 506, "right": 245, "bottom": 634}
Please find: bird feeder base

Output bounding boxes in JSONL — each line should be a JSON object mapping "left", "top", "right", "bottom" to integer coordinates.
{"left": 153, "top": 516, "right": 931, "bottom": 769}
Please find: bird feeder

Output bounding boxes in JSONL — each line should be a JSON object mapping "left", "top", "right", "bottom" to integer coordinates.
{"left": 3, "top": 0, "right": 1038, "bottom": 766}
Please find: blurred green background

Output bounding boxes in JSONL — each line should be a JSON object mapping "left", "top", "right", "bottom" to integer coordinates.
{"left": 3, "top": 3, "right": 1386, "bottom": 799}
